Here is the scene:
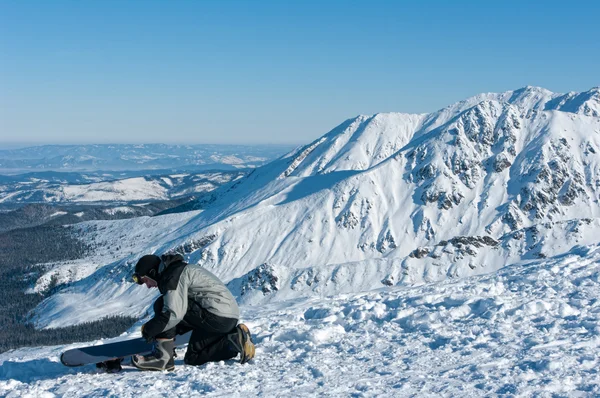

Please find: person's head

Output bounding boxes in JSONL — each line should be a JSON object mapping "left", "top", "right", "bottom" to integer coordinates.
{"left": 133, "top": 254, "right": 161, "bottom": 289}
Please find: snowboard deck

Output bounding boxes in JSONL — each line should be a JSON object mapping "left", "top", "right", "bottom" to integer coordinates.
{"left": 60, "top": 332, "right": 192, "bottom": 367}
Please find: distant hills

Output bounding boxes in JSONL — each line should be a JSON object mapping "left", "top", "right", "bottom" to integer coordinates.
{"left": 0, "top": 143, "right": 296, "bottom": 174}
{"left": 0, "top": 170, "right": 245, "bottom": 205}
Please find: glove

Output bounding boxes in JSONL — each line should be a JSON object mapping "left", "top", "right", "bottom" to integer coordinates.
{"left": 141, "top": 324, "right": 154, "bottom": 343}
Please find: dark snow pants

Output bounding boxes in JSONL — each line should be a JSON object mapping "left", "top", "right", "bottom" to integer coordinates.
{"left": 154, "top": 296, "right": 239, "bottom": 366}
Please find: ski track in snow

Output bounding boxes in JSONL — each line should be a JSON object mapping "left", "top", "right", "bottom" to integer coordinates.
{"left": 2, "top": 245, "right": 599, "bottom": 397}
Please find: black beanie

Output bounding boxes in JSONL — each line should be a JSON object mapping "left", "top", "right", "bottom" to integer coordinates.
{"left": 135, "top": 254, "right": 161, "bottom": 277}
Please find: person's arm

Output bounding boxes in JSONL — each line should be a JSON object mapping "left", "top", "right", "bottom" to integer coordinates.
{"left": 143, "top": 272, "right": 189, "bottom": 339}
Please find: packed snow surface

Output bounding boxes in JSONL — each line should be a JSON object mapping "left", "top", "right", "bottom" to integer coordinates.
{"left": 2, "top": 244, "right": 599, "bottom": 397}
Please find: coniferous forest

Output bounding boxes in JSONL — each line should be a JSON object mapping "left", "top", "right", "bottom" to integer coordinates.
{"left": 0, "top": 224, "right": 136, "bottom": 353}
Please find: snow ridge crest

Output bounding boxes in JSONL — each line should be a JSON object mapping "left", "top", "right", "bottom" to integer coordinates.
{"left": 30, "top": 86, "right": 600, "bottom": 326}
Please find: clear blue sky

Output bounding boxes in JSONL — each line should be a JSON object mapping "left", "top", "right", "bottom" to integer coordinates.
{"left": 1, "top": 0, "right": 599, "bottom": 146}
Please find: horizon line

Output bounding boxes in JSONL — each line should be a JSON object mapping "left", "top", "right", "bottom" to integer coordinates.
{"left": 0, "top": 141, "right": 303, "bottom": 150}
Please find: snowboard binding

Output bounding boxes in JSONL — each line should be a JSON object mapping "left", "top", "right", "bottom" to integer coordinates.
{"left": 96, "top": 357, "right": 124, "bottom": 373}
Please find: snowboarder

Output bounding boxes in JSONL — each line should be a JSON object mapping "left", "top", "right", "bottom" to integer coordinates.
{"left": 130, "top": 253, "right": 255, "bottom": 371}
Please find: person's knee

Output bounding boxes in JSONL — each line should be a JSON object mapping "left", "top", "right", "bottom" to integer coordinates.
{"left": 184, "top": 350, "right": 205, "bottom": 366}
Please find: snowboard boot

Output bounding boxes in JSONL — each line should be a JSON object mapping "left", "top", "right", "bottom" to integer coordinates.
{"left": 234, "top": 323, "right": 255, "bottom": 364}
{"left": 132, "top": 338, "right": 175, "bottom": 371}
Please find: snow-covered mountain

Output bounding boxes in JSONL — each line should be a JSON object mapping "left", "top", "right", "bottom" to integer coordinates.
{"left": 169, "top": 86, "right": 600, "bottom": 285}
{"left": 31, "top": 86, "right": 600, "bottom": 328}
{"left": 2, "top": 86, "right": 600, "bottom": 397}
{"left": 0, "top": 171, "right": 245, "bottom": 204}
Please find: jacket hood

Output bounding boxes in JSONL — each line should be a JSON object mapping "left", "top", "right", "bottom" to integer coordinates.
{"left": 159, "top": 253, "right": 185, "bottom": 273}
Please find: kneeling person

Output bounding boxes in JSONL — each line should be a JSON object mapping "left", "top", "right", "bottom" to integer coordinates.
{"left": 131, "top": 253, "right": 255, "bottom": 371}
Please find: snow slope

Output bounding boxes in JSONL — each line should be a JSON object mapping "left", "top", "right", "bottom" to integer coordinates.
{"left": 30, "top": 211, "right": 201, "bottom": 328}
{"left": 161, "top": 86, "right": 600, "bottom": 292}
{"left": 0, "top": 172, "right": 244, "bottom": 204}
{"left": 2, "top": 244, "right": 599, "bottom": 396}
{"left": 31, "top": 86, "right": 600, "bottom": 328}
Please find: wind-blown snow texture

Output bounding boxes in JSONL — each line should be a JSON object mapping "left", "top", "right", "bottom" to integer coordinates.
{"left": 2, "top": 86, "right": 600, "bottom": 396}
{"left": 1, "top": 244, "right": 599, "bottom": 396}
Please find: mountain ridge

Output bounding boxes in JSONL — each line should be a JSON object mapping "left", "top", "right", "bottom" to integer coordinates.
{"left": 30, "top": 86, "right": 600, "bottom": 328}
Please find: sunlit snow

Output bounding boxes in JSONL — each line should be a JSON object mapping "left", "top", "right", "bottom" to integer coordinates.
{"left": 1, "top": 245, "right": 599, "bottom": 396}
{"left": 1, "top": 86, "right": 599, "bottom": 396}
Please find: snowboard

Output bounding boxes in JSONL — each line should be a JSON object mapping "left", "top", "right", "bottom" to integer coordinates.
{"left": 60, "top": 332, "right": 192, "bottom": 367}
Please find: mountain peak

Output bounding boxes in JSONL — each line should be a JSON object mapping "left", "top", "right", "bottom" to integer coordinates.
{"left": 30, "top": 86, "right": 600, "bottom": 329}
{"left": 513, "top": 85, "right": 553, "bottom": 94}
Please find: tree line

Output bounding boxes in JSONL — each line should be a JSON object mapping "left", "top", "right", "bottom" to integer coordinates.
{"left": 0, "top": 224, "right": 137, "bottom": 353}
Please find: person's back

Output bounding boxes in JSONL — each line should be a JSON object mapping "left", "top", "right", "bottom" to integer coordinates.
{"left": 130, "top": 253, "right": 255, "bottom": 371}
{"left": 183, "top": 264, "right": 240, "bottom": 320}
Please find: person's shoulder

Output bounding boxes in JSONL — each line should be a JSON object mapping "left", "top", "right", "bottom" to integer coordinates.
{"left": 186, "top": 263, "right": 211, "bottom": 274}
{"left": 186, "top": 263, "right": 220, "bottom": 278}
